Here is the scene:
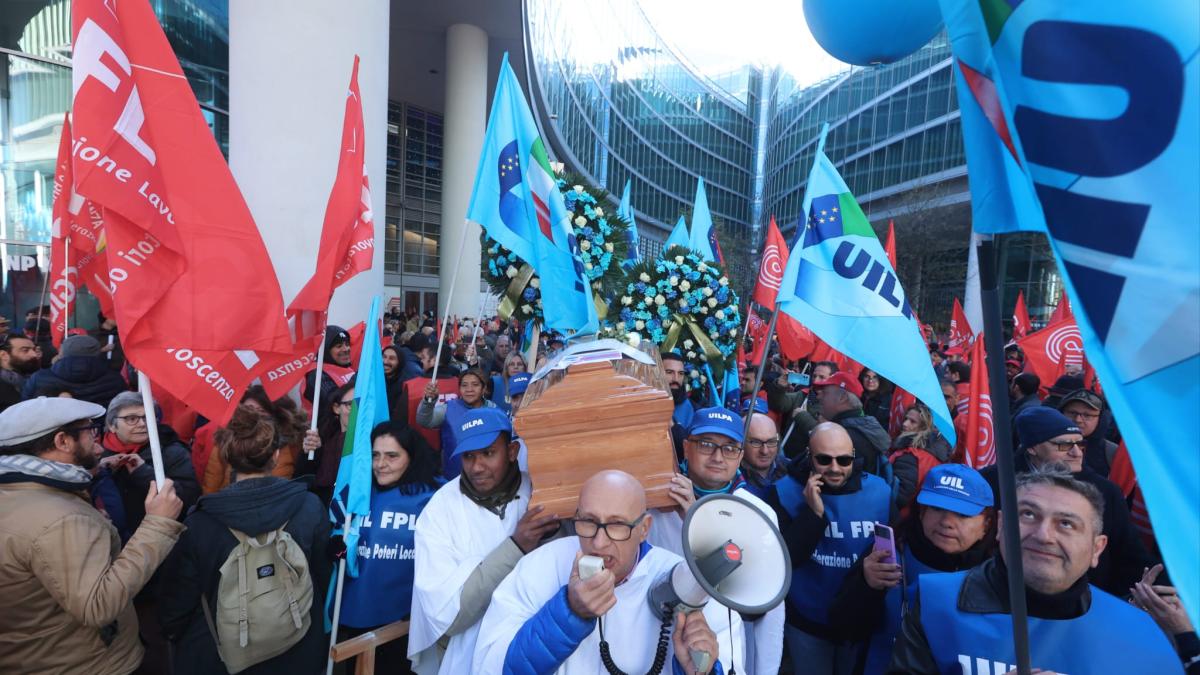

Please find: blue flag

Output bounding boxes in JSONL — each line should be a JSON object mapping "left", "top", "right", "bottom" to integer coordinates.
{"left": 941, "top": 0, "right": 1199, "bottom": 623}
{"left": 665, "top": 215, "right": 690, "bottom": 251}
{"left": 688, "top": 178, "right": 723, "bottom": 263}
{"left": 618, "top": 179, "right": 640, "bottom": 268}
{"left": 331, "top": 296, "right": 390, "bottom": 577}
{"left": 777, "top": 125, "right": 954, "bottom": 444}
{"left": 466, "top": 53, "right": 597, "bottom": 335}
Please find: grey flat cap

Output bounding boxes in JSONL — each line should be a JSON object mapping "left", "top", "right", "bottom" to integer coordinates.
{"left": 0, "top": 397, "right": 106, "bottom": 446}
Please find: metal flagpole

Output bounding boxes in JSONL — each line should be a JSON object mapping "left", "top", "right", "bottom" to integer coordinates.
{"left": 978, "top": 234, "right": 1032, "bottom": 675}
{"left": 137, "top": 371, "right": 168, "bottom": 489}
{"left": 63, "top": 239, "right": 70, "bottom": 334}
{"left": 325, "top": 510, "right": 353, "bottom": 675}
{"left": 307, "top": 327, "right": 327, "bottom": 461}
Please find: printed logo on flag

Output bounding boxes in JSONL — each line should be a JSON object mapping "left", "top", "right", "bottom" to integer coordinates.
{"left": 1045, "top": 324, "right": 1084, "bottom": 370}
{"left": 760, "top": 243, "right": 784, "bottom": 291}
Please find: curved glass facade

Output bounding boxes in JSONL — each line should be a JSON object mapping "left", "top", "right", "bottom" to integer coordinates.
{"left": 525, "top": 0, "right": 759, "bottom": 249}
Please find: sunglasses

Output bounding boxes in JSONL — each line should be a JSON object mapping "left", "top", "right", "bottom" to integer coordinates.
{"left": 813, "top": 453, "right": 854, "bottom": 467}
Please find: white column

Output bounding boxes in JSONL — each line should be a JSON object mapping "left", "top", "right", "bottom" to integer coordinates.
{"left": 964, "top": 232, "right": 984, "bottom": 334}
{"left": 439, "top": 23, "right": 488, "bottom": 318}
{"left": 228, "top": 0, "right": 389, "bottom": 329}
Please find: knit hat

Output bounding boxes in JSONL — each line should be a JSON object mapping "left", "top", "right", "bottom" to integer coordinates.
{"left": 60, "top": 334, "right": 102, "bottom": 358}
{"left": 1014, "top": 406, "right": 1080, "bottom": 449}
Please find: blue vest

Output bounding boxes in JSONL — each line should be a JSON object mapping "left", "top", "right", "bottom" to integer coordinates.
{"left": 441, "top": 398, "right": 476, "bottom": 479}
{"left": 862, "top": 545, "right": 937, "bottom": 674}
{"left": 778, "top": 472, "right": 892, "bottom": 626}
{"left": 490, "top": 374, "right": 512, "bottom": 413}
{"left": 340, "top": 484, "right": 435, "bottom": 628}
{"left": 919, "top": 570, "right": 1183, "bottom": 675}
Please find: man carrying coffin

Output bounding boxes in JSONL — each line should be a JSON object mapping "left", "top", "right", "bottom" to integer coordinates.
{"left": 473, "top": 470, "right": 736, "bottom": 674}
{"left": 408, "top": 407, "right": 559, "bottom": 673}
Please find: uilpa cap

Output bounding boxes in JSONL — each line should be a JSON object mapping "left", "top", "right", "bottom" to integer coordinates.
{"left": 687, "top": 406, "right": 744, "bottom": 443}
{"left": 0, "top": 397, "right": 106, "bottom": 446}
{"left": 508, "top": 373, "right": 531, "bottom": 397}
{"left": 450, "top": 407, "right": 512, "bottom": 458}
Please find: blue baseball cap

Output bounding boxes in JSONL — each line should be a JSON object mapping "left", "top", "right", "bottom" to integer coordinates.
{"left": 916, "top": 464, "right": 994, "bottom": 517}
{"left": 740, "top": 397, "right": 768, "bottom": 415}
{"left": 687, "top": 406, "right": 744, "bottom": 443}
{"left": 508, "top": 373, "right": 531, "bottom": 397}
{"left": 450, "top": 408, "right": 512, "bottom": 458}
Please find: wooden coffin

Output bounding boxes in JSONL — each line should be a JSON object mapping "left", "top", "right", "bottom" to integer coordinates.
{"left": 514, "top": 342, "right": 678, "bottom": 518}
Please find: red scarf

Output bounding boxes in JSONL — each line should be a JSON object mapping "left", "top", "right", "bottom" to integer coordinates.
{"left": 103, "top": 431, "right": 143, "bottom": 455}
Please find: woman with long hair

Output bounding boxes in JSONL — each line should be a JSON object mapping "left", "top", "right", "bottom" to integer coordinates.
{"left": 858, "top": 368, "right": 894, "bottom": 429}
{"left": 490, "top": 352, "right": 528, "bottom": 413}
{"left": 889, "top": 403, "right": 953, "bottom": 511}
{"left": 416, "top": 369, "right": 497, "bottom": 478}
{"left": 200, "top": 385, "right": 307, "bottom": 494}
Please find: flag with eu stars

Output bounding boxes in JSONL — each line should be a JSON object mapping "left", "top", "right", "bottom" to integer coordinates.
{"left": 776, "top": 125, "right": 954, "bottom": 445}
{"left": 940, "top": 0, "right": 1199, "bottom": 624}
{"left": 466, "top": 53, "right": 597, "bottom": 335}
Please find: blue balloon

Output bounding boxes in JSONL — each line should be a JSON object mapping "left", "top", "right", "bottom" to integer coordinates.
{"left": 804, "top": 0, "right": 944, "bottom": 66}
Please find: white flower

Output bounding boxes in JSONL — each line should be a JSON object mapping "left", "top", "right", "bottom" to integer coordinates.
{"left": 521, "top": 304, "right": 533, "bottom": 314}
{"left": 574, "top": 216, "right": 587, "bottom": 227}
{"left": 574, "top": 185, "right": 585, "bottom": 193}
{"left": 617, "top": 321, "right": 626, "bottom": 331}
{"left": 690, "top": 369, "right": 701, "bottom": 379}
{"left": 584, "top": 262, "right": 593, "bottom": 270}
{"left": 669, "top": 276, "right": 679, "bottom": 286}
{"left": 707, "top": 297, "right": 719, "bottom": 308}
{"left": 639, "top": 273, "right": 651, "bottom": 283}
{"left": 679, "top": 280, "right": 691, "bottom": 292}
{"left": 699, "top": 306, "right": 709, "bottom": 314}
{"left": 702, "top": 287, "right": 714, "bottom": 297}
{"left": 683, "top": 339, "right": 694, "bottom": 349}
{"left": 716, "top": 310, "right": 726, "bottom": 320}
{"left": 592, "top": 281, "right": 603, "bottom": 290}
{"left": 687, "top": 351, "right": 697, "bottom": 359}
{"left": 678, "top": 299, "right": 689, "bottom": 309}
{"left": 621, "top": 295, "right": 633, "bottom": 305}
{"left": 729, "top": 328, "right": 738, "bottom": 336}
{"left": 719, "top": 278, "right": 729, "bottom": 286}
{"left": 635, "top": 320, "right": 645, "bottom": 330}
{"left": 627, "top": 332, "right": 641, "bottom": 347}
{"left": 604, "top": 242, "right": 614, "bottom": 252}
{"left": 654, "top": 295, "right": 666, "bottom": 306}
{"left": 580, "top": 239, "right": 591, "bottom": 250}
{"left": 530, "top": 278, "right": 541, "bottom": 289}
{"left": 675, "top": 256, "right": 685, "bottom": 264}
{"left": 506, "top": 265, "right": 518, "bottom": 279}
{"left": 698, "top": 262, "right": 709, "bottom": 272}
{"left": 595, "top": 207, "right": 604, "bottom": 217}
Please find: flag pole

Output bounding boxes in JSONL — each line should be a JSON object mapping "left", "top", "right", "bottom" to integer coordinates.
{"left": 36, "top": 248, "right": 51, "bottom": 330}
{"left": 741, "top": 307, "right": 781, "bottom": 441}
{"left": 137, "top": 371, "right": 168, "bottom": 490}
{"left": 63, "top": 238, "right": 71, "bottom": 334}
{"left": 430, "top": 218, "right": 472, "bottom": 384}
{"left": 307, "top": 327, "right": 327, "bottom": 461}
{"left": 978, "top": 234, "right": 1032, "bottom": 675}
{"left": 325, "top": 510, "right": 353, "bottom": 675}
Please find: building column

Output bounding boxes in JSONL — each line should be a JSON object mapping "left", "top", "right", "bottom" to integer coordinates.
{"left": 439, "top": 23, "right": 488, "bottom": 319}
{"left": 228, "top": 0, "right": 389, "bottom": 328}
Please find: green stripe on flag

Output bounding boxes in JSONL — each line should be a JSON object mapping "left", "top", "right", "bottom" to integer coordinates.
{"left": 837, "top": 192, "right": 876, "bottom": 238}
{"left": 340, "top": 400, "right": 359, "bottom": 459}
{"left": 979, "top": 0, "right": 1013, "bottom": 43}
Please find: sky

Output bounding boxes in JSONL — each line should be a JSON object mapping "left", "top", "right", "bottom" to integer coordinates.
{"left": 639, "top": 0, "right": 851, "bottom": 88}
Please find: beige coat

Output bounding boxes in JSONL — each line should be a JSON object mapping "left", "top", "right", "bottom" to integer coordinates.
{"left": 0, "top": 481, "right": 184, "bottom": 674}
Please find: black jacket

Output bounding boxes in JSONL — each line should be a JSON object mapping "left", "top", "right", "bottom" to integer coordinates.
{"left": 22, "top": 354, "right": 128, "bottom": 406}
{"left": 832, "top": 409, "right": 893, "bottom": 477}
{"left": 862, "top": 388, "right": 893, "bottom": 430}
{"left": 980, "top": 453, "right": 1155, "bottom": 596}
{"left": 159, "top": 476, "right": 332, "bottom": 675}
{"left": 100, "top": 426, "right": 199, "bottom": 530}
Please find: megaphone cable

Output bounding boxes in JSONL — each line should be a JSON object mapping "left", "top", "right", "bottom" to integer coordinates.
{"left": 724, "top": 606, "right": 738, "bottom": 675}
{"left": 597, "top": 614, "right": 671, "bottom": 675}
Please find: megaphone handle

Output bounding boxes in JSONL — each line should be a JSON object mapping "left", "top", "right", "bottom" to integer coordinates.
{"left": 688, "top": 648, "right": 712, "bottom": 674}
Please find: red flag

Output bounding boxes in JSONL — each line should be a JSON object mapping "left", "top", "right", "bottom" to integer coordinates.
{"left": 753, "top": 217, "right": 788, "bottom": 308}
{"left": 1048, "top": 290, "right": 1070, "bottom": 325}
{"left": 1012, "top": 289, "right": 1031, "bottom": 340}
{"left": 71, "top": 0, "right": 294, "bottom": 425}
{"left": 948, "top": 298, "right": 974, "bottom": 353}
{"left": 884, "top": 220, "right": 897, "bottom": 269}
{"left": 810, "top": 340, "right": 862, "bottom": 378}
{"left": 963, "top": 333, "right": 996, "bottom": 468}
{"left": 253, "top": 57, "right": 375, "bottom": 400}
{"left": 888, "top": 386, "right": 917, "bottom": 437}
{"left": 745, "top": 311, "right": 769, "bottom": 365}
{"left": 1016, "top": 314, "right": 1095, "bottom": 394}
{"left": 48, "top": 115, "right": 114, "bottom": 348}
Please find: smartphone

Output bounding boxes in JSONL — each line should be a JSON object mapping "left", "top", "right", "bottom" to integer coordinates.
{"left": 873, "top": 522, "right": 897, "bottom": 565}
{"left": 788, "top": 372, "right": 811, "bottom": 387}
{"left": 578, "top": 555, "right": 605, "bottom": 581}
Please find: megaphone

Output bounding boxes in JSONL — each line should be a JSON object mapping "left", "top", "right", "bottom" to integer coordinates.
{"left": 647, "top": 493, "right": 792, "bottom": 670}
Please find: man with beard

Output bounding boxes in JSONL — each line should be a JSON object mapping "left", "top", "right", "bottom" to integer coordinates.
{"left": 0, "top": 397, "right": 184, "bottom": 673}
{"left": 0, "top": 334, "right": 41, "bottom": 411}
{"left": 302, "top": 326, "right": 356, "bottom": 437}
{"left": 661, "top": 352, "right": 693, "bottom": 460}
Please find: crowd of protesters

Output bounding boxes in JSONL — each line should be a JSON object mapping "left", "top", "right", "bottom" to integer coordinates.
{"left": 0, "top": 303, "right": 1195, "bottom": 675}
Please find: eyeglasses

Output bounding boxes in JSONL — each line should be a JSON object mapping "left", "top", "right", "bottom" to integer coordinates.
{"left": 813, "top": 453, "right": 854, "bottom": 467}
{"left": 746, "top": 438, "right": 780, "bottom": 450}
{"left": 64, "top": 422, "right": 102, "bottom": 438}
{"left": 1047, "top": 439, "right": 1085, "bottom": 452}
{"left": 572, "top": 513, "right": 647, "bottom": 541}
{"left": 688, "top": 438, "right": 743, "bottom": 459}
{"left": 116, "top": 414, "right": 147, "bottom": 425}
{"left": 1064, "top": 410, "right": 1100, "bottom": 421}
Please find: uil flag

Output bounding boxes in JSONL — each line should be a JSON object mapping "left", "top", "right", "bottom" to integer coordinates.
{"left": 466, "top": 53, "right": 596, "bottom": 335}
{"left": 948, "top": 298, "right": 974, "bottom": 353}
{"left": 618, "top": 179, "right": 640, "bottom": 267}
{"left": 1012, "top": 289, "right": 1031, "bottom": 340}
{"left": 776, "top": 125, "right": 954, "bottom": 444}
{"left": 884, "top": 220, "right": 898, "bottom": 269}
{"left": 331, "top": 297, "right": 389, "bottom": 576}
{"left": 941, "top": 0, "right": 1199, "bottom": 622}
{"left": 255, "top": 56, "right": 375, "bottom": 400}
{"left": 71, "top": 0, "right": 293, "bottom": 425}
{"left": 963, "top": 333, "right": 996, "bottom": 468}
{"left": 48, "top": 115, "right": 113, "bottom": 348}
{"left": 664, "top": 215, "right": 690, "bottom": 251}
{"left": 688, "top": 178, "right": 723, "bottom": 264}
{"left": 753, "top": 217, "right": 787, "bottom": 308}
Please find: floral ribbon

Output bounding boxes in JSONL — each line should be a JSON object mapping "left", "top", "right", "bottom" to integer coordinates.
{"left": 661, "top": 312, "right": 725, "bottom": 382}
{"left": 497, "top": 263, "right": 535, "bottom": 320}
